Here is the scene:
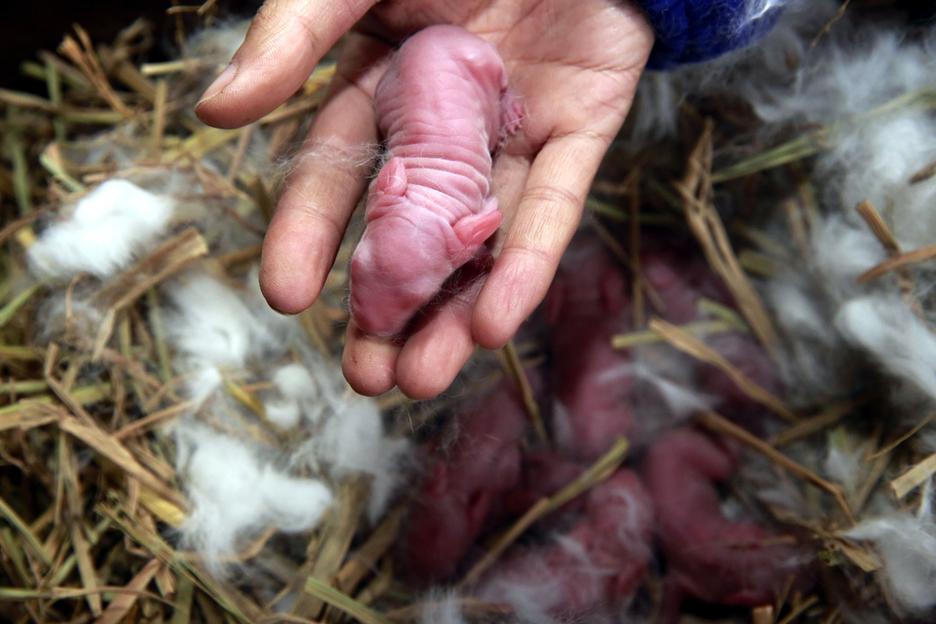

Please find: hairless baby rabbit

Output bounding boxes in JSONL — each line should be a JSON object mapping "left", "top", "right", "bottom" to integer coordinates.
{"left": 350, "top": 25, "right": 522, "bottom": 336}
{"left": 643, "top": 427, "right": 810, "bottom": 620}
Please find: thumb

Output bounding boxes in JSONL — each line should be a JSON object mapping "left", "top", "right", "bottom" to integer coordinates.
{"left": 196, "top": 0, "right": 376, "bottom": 128}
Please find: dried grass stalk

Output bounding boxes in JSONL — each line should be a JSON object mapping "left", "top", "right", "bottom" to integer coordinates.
{"left": 676, "top": 120, "right": 781, "bottom": 356}
{"left": 890, "top": 453, "right": 936, "bottom": 499}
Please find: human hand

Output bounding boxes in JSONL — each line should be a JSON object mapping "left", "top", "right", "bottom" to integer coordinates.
{"left": 195, "top": 0, "right": 654, "bottom": 399}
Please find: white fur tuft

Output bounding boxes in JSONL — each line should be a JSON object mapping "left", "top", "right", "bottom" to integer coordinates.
{"left": 164, "top": 273, "right": 278, "bottom": 371}
{"left": 845, "top": 514, "right": 936, "bottom": 614}
{"left": 28, "top": 179, "right": 173, "bottom": 280}
{"left": 419, "top": 592, "right": 469, "bottom": 624}
{"left": 177, "top": 425, "right": 332, "bottom": 571}
{"left": 299, "top": 396, "right": 411, "bottom": 521}
{"left": 836, "top": 296, "right": 936, "bottom": 401}
{"left": 161, "top": 271, "right": 409, "bottom": 566}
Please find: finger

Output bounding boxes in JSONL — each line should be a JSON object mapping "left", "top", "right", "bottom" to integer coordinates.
{"left": 260, "top": 41, "right": 386, "bottom": 314}
{"left": 472, "top": 131, "right": 612, "bottom": 349}
{"left": 395, "top": 311, "right": 475, "bottom": 400}
{"left": 342, "top": 322, "right": 400, "bottom": 396}
{"left": 488, "top": 152, "right": 532, "bottom": 249}
{"left": 395, "top": 277, "right": 484, "bottom": 400}
{"left": 196, "top": 0, "right": 377, "bottom": 128}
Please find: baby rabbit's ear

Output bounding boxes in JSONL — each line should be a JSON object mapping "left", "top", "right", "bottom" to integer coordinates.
{"left": 453, "top": 197, "right": 502, "bottom": 250}
{"left": 375, "top": 157, "right": 408, "bottom": 196}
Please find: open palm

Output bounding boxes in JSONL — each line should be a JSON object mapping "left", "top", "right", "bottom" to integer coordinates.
{"left": 196, "top": 0, "right": 654, "bottom": 399}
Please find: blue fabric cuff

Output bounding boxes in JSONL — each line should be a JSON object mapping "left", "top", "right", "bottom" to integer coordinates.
{"left": 637, "top": 0, "right": 785, "bottom": 69}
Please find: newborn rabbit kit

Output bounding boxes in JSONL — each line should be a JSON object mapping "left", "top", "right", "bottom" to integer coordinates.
{"left": 350, "top": 25, "right": 523, "bottom": 337}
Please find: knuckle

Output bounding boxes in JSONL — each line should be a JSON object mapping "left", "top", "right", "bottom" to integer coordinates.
{"left": 304, "top": 203, "right": 346, "bottom": 240}
{"left": 278, "top": 191, "right": 346, "bottom": 242}
{"left": 249, "top": 0, "right": 322, "bottom": 57}
{"left": 288, "top": 10, "right": 323, "bottom": 51}
{"left": 504, "top": 244, "right": 553, "bottom": 271}
{"left": 250, "top": 0, "right": 284, "bottom": 38}
{"left": 521, "top": 183, "right": 582, "bottom": 212}
{"left": 510, "top": 183, "right": 585, "bottom": 258}
{"left": 518, "top": 184, "right": 584, "bottom": 236}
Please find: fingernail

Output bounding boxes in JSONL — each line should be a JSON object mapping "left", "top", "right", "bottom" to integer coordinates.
{"left": 197, "top": 63, "right": 237, "bottom": 107}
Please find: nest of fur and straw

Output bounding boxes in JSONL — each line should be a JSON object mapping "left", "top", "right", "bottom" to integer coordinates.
{"left": 2, "top": 2, "right": 935, "bottom": 623}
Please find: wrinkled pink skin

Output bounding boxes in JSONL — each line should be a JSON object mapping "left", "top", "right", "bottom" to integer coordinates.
{"left": 350, "top": 25, "right": 523, "bottom": 336}
{"left": 480, "top": 470, "right": 654, "bottom": 618}
{"left": 545, "top": 239, "right": 636, "bottom": 460}
{"left": 401, "top": 382, "right": 529, "bottom": 582}
{"left": 643, "top": 427, "right": 807, "bottom": 621}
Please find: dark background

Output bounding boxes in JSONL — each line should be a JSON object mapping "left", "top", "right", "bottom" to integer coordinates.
{"left": 0, "top": 0, "right": 258, "bottom": 91}
{"left": 0, "top": 0, "right": 933, "bottom": 91}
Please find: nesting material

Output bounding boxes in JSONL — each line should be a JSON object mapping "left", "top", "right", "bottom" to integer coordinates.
{"left": 3, "top": 3, "right": 936, "bottom": 624}
{"left": 844, "top": 514, "right": 936, "bottom": 615}
{"left": 1, "top": 13, "right": 411, "bottom": 622}
{"left": 176, "top": 424, "right": 333, "bottom": 569}
{"left": 264, "top": 363, "right": 317, "bottom": 429}
{"left": 166, "top": 273, "right": 279, "bottom": 369}
{"left": 299, "top": 394, "right": 411, "bottom": 521}
{"left": 835, "top": 296, "right": 936, "bottom": 401}
{"left": 28, "top": 179, "right": 174, "bottom": 280}
{"left": 632, "top": 361, "right": 713, "bottom": 418}
{"left": 162, "top": 268, "right": 409, "bottom": 566}
{"left": 418, "top": 593, "right": 468, "bottom": 624}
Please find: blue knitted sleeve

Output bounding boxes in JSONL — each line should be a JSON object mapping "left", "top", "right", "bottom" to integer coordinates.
{"left": 637, "top": 0, "right": 786, "bottom": 69}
